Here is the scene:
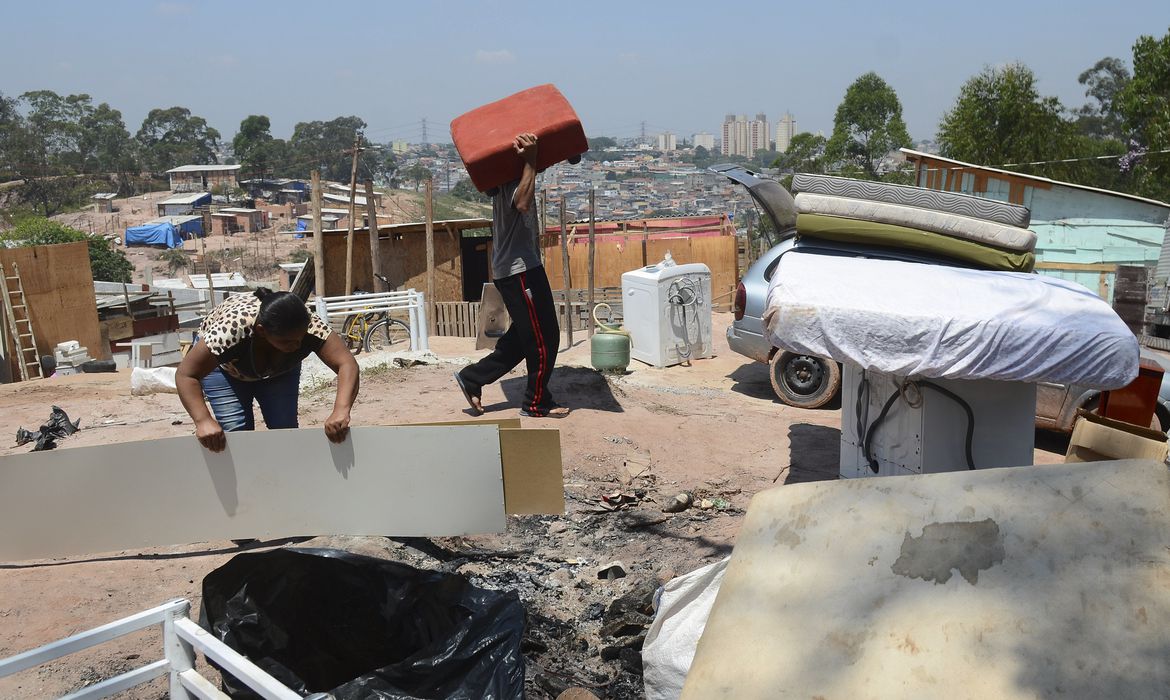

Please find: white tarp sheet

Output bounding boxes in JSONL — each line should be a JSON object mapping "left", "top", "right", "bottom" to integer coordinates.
{"left": 642, "top": 557, "right": 729, "bottom": 700}
{"left": 763, "top": 252, "right": 1138, "bottom": 389}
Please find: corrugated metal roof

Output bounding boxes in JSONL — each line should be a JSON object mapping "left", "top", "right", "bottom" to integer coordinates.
{"left": 216, "top": 207, "right": 260, "bottom": 214}
{"left": 189, "top": 272, "right": 248, "bottom": 289}
{"left": 166, "top": 164, "right": 242, "bottom": 173}
{"left": 159, "top": 192, "right": 211, "bottom": 205}
{"left": 92, "top": 192, "right": 118, "bottom": 200}
{"left": 901, "top": 149, "right": 1170, "bottom": 209}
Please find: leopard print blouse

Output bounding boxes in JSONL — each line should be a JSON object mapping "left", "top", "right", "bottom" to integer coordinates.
{"left": 199, "top": 293, "right": 332, "bottom": 381}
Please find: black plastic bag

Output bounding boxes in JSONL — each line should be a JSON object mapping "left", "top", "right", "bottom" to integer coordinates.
{"left": 15, "top": 406, "right": 81, "bottom": 451}
{"left": 199, "top": 548, "right": 526, "bottom": 700}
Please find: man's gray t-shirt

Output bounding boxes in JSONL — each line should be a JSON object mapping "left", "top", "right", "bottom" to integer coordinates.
{"left": 491, "top": 179, "right": 542, "bottom": 279}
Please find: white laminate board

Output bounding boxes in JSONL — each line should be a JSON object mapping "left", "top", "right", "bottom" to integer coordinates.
{"left": 0, "top": 426, "right": 506, "bottom": 561}
{"left": 682, "top": 459, "right": 1170, "bottom": 700}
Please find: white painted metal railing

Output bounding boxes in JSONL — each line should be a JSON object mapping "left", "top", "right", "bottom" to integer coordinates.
{"left": 0, "top": 599, "right": 316, "bottom": 700}
{"left": 315, "top": 289, "right": 429, "bottom": 352}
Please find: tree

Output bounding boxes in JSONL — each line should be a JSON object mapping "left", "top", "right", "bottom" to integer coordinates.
{"left": 403, "top": 164, "right": 432, "bottom": 191}
{"left": 1075, "top": 57, "right": 1131, "bottom": 140}
{"left": 1118, "top": 27, "right": 1170, "bottom": 198}
{"left": 0, "top": 90, "right": 31, "bottom": 181}
{"left": 135, "top": 107, "right": 221, "bottom": 171}
{"left": 232, "top": 115, "right": 275, "bottom": 178}
{"left": 450, "top": 177, "right": 487, "bottom": 203}
{"left": 286, "top": 116, "right": 367, "bottom": 180}
{"left": 825, "top": 72, "right": 912, "bottom": 177}
{"left": 773, "top": 132, "right": 827, "bottom": 173}
{"left": 1, "top": 218, "right": 132, "bottom": 282}
{"left": 79, "top": 102, "right": 135, "bottom": 173}
{"left": 937, "top": 63, "right": 1072, "bottom": 169}
{"left": 588, "top": 136, "right": 617, "bottom": 151}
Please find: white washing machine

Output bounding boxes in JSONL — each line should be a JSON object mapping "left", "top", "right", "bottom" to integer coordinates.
{"left": 839, "top": 363, "right": 1037, "bottom": 478}
{"left": 621, "top": 258, "right": 713, "bottom": 368}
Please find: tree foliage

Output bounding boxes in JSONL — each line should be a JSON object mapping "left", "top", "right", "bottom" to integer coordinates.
{"left": 937, "top": 64, "right": 1073, "bottom": 167}
{"left": 825, "top": 72, "right": 912, "bottom": 177}
{"left": 1117, "top": 27, "right": 1170, "bottom": 198}
{"left": 136, "top": 106, "right": 221, "bottom": 171}
{"left": 1, "top": 218, "right": 132, "bottom": 282}
{"left": 232, "top": 115, "right": 278, "bottom": 178}
{"left": 773, "top": 132, "right": 827, "bottom": 173}
{"left": 450, "top": 177, "right": 488, "bottom": 203}
{"left": 1075, "top": 57, "right": 1131, "bottom": 140}
{"left": 285, "top": 116, "right": 367, "bottom": 181}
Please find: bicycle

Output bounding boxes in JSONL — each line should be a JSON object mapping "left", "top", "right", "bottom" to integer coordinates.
{"left": 339, "top": 275, "right": 412, "bottom": 355}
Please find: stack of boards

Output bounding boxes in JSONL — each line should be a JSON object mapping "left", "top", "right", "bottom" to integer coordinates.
{"left": 790, "top": 174, "right": 1037, "bottom": 272}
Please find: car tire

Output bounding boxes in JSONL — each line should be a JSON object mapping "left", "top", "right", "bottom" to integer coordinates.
{"left": 769, "top": 351, "right": 840, "bottom": 409}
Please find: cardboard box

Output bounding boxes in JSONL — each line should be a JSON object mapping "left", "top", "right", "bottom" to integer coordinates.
{"left": 100, "top": 315, "right": 134, "bottom": 341}
{"left": 1065, "top": 411, "right": 1169, "bottom": 463}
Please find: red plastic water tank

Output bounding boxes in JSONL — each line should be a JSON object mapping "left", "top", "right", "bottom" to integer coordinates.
{"left": 451, "top": 84, "right": 588, "bottom": 193}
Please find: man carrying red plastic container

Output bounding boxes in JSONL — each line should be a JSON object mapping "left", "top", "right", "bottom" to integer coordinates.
{"left": 455, "top": 133, "right": 570, "bottom": 418}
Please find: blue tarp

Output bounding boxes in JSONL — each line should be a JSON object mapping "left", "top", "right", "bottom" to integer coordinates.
{"left": 125, "top": 222, "right": 182, "bottom": 248}
{"left": 296, "top": 218, "right": 308, "bottom": 231}
{"left": 173, "top": 218, "right": 203, "bottom": 239}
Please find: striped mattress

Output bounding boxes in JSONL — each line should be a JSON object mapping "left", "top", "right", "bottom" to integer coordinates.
{"left": 795, "top": 192, "right": 1036, "bottom": 252}
{"left": 791, "top": 173, "right": 1031, "bottom": 228}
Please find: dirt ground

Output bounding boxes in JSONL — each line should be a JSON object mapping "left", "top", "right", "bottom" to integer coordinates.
{"left": 0, "top": 314, "right": 1069, "bottom": 699}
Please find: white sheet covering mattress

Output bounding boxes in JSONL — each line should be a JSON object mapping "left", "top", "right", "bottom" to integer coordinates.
{"left": 763, "top": 252, "right": 1137, "bottom": 389}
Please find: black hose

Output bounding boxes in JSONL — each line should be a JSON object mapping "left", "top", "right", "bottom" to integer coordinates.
{"left": 862, "top": 379, "right": 977, "bottom": 474}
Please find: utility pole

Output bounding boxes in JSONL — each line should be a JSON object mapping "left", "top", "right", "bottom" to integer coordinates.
{"left": 344, "top": 133, "right": 363, "bottom": 295}
{"left": 364, "top": 180, "right": 383, "bottom": 290}
{"left": 588, "top": 188, "right": 596, "bottom": 338}
{"left": 311, "top": 170, "right": 325, "bottom": 298}
{"left": 424, "top": 178, "right": 436, "bottom": 335}
{"left": 559, "top": 197, "right": 572, "bottom": 349}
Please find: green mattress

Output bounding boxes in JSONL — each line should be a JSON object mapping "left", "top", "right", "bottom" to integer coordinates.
{"left": 795, "top": 213, "right": 1035, "bottom": 272}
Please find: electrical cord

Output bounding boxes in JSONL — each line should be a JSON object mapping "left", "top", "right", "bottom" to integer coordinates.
{"left": 862, "top": 378, "right": 976, "bottom": 474}
{"left": 667, "top": 276, "right": 701, "bottom": 360}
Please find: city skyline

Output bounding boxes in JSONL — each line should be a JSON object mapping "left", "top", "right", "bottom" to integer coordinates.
{"left": 2, "top": 2, "right": 1168, "bottom": 145}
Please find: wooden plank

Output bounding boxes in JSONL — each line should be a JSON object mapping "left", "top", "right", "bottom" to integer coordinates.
{"left": 588, "top": 188, "right": 596, "bottom": 337}
{"left": 311, "top": 170, "right": 325, "bottom": 298}
{"left": 559, "top": 198, "right": 572, "bottom": 349}
{"left": 0, "top": 426, "right": 508, "bottom": 561}
{"left": 364, "top": 180, "right": 382, "bottom": 290}
{"left": 1035, "top": 262, "right": 1119, "bottom": 273}
{"left": 425, "top": 179, "right": 435, "bottom": 333}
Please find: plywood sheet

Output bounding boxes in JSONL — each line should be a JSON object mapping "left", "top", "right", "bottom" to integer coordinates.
{"left": 500, "top": 428, "right": 564, "bottom": 515}
{"left": 683, "top": 460, "right": 1170, "bottom": 699}
{"left": 0, "top": 426, "right": 506, "bottom": 561}
{"left": 0, "top": 241, "right": 106, "bottom": 380}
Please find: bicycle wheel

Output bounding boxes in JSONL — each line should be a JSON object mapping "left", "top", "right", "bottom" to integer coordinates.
{"left": 364, "top": 318, "right": 411, "bottom": 353}
{"left": 341, "top": 315, "right": 364, "bottom": 355}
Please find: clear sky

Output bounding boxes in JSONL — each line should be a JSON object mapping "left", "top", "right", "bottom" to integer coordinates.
{"left": 3, "top": 1, "right": 1168, "bottom": 145}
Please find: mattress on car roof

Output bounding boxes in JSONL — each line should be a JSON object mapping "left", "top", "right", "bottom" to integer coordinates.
{"left": 796, "top": 213, "right": 1035, "bottom": 273}
{"left": 791, "top": 173, "right": 1031, "bottom": 228}
{"left": 795, "top": 192, "right": 1036, "bottom": 252}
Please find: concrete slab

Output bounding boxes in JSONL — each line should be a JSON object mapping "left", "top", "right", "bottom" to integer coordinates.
{"left": 682, "top": 460, "right": 1170, "bottom": 699}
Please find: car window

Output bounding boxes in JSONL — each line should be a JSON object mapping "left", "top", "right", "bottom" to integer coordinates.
{"left": 764, "top": 256, "right": 782, "bottom": 282}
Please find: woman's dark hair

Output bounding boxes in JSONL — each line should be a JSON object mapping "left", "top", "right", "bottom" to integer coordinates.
{"left": 253, "top": 288, "right": 310, "bottom": 335}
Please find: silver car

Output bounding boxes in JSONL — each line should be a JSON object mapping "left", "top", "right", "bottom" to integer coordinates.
{"left": 713, "top": 163, "right": 1170, "bottom": 432}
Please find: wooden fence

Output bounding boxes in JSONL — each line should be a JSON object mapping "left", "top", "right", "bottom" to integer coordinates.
{"left": 542, "top": 234, "right": 739, "bottom": 311}
{"left": 433, "top": 301, "right": 481, "bottom": 338}
{"left": 552, "top": 286, "right": 623, "bottom": 332}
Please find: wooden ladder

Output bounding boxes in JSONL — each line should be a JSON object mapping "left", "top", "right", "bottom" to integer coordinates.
{"left": 1, "top": 262, "right": 43, "bottom": 381}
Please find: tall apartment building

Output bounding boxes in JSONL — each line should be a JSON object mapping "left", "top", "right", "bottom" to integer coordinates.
{"left": 657, "top": 132, "right": 677, "bottom": 151}
{"left": 775, "top": 112, "right": 797, "bottom": 153}
{"left": 692, "top": 132, "right": 715, "bottom": 150}
{"left": 721, "top": 113, "right": 769, "bottom": 157}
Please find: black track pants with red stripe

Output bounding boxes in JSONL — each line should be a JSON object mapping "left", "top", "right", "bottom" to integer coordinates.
{"left": 459, "top": 265, "right": 561, "bottom": 413}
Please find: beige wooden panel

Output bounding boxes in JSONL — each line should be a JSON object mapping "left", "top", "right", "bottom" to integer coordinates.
{"left": 0, "top": 425, "right": 506, "bottom": 561}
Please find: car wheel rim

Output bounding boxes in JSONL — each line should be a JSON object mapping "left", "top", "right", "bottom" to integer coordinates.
{"left": 782, "top": 356, "right": 824, "bottom": 395}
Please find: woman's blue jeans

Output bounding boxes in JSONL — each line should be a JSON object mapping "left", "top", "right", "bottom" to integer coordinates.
{"left": 200, "top": 366, "right": 301, "bottom": 431}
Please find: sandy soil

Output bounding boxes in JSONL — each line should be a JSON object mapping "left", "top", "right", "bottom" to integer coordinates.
{"left": 0, "top": 314, "right": 1068, "bottom": 698}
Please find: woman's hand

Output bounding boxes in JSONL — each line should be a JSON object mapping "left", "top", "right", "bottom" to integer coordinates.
{"left": 324, "top": 408, "right": 351, "bottom": 443}
{"left": 196, "top": 418, "right": 226, "bottom": 452}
